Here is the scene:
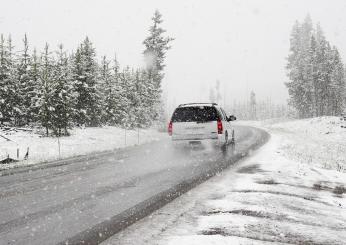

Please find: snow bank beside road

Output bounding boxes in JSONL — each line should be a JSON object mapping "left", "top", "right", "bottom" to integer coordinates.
{"left": 238, "top": 117, "right": 346, "bottom": 172}
{"left": 0, "top": 126, "right": 165, "bottom": 170}
{"left": 271, "top": 117, "right": 346, "bottom": 172}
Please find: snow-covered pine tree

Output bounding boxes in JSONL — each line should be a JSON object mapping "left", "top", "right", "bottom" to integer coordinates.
{"left": 99, "top": 55, "right": 116, "bottom": 125}
{"left": 286, "top": 16, "right": 315, "bottom": 118}
{"left": 16, "top": 34, "right": 32, "bottom": 125}
{"left": 110, "top": 55, "right": 129, "bottom": 126}
{"left": 120, "top": 66, "right": 137, "bottom": 128}
{"left": 139, "top": 69, "right": 154, "bottom": 127}
{"left": 71, "top": 46, "right": 84, "bottom": 125}
{"left": 314, "top": 25, "right": 331, "bottom": 116}
{"left": 135, "top": 68, "right": 163, "bottom": 126}
{"left": 285, "top": 16, "right": 346, "bottom": 118}
{"left": 6, "top": 36, "right": 19, "bottom": 125}
{"left": 132, "top": 69, "right": 150, "bottom": 128}
{"left": 299, "top": 15, "right": 314, "bottom": 118}
{"left": 72, "top": 37, "right": 102, "bottom": 127}
{"left": 27, "top": 48, "right": 41, "bottom": 123}
{"left": 286, "top": 21, "right": 303, "bottom": 117}
{"left": 143, "top": 10, "right": 173, "bottom": 124}
{"left": 328, "top": 47, "right": 345, "bottom": 115}
{"left": 50, "top": 44, "right": 74, "bottom": 136}
{"left": 309, "top": 35, "right": 318, "bottom": 117}
{"left": 0, "top": 34, "right": 16, "bottom": 124}
{"left": 143, "top": 69, "right": 161, "bottom": 123}
{"left": 37, "top": 43, "right": 54, "bottom": 136}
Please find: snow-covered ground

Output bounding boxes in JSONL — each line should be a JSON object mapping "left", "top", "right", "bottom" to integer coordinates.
{"left": 0, "top": 126, "right": 165, "bottom": 170}
{"left": 103, "top": 117, "right": 346, "bottom": 244}
{"left": 241, "top": 116, "right": 346, "bottom": 172}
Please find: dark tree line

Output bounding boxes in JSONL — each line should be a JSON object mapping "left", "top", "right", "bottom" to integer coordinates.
{"left": 0, "top": 10, "right": 173, "bottom": 136}
{"left": 286, "top": 15, "right": 346, "bottom": 118}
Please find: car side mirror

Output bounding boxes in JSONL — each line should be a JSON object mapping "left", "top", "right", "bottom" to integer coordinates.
{"left": 227, "top": 115, "right": 236, "bottom": 121}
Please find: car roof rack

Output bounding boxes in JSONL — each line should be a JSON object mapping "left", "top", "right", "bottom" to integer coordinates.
{"left": 178, "top": 103, "right": 218, "bottom": 107}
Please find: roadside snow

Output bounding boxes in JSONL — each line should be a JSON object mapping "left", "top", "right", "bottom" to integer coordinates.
{"left": 238, "top": 117, "right": 346, "bottom": 172}
{"left": 102, "top": 118, "right": 346, "bottom": 245}
{"left": 0, "top": 127, "right": 165, "bottom": 170}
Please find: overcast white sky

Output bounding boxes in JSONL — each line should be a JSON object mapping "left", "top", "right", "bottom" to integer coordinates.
{"left": 2, "top": 0, "right": 346, "bottom": 109}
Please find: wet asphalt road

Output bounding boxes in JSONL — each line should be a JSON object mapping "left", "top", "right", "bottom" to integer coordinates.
{"left": 0, "top": 126, "right": 268, "bottom": 245}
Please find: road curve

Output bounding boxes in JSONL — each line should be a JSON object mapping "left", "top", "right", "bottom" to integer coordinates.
{"left": 0, "top": 126, "right": 269, "bottom": 245}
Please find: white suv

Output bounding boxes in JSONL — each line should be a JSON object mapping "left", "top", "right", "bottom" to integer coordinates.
{"left": 168, "top": 103, "right": 236, "bottom": 147}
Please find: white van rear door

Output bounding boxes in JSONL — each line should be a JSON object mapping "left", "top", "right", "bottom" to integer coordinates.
{"left": 173, "top": 121, "right": 217, "bottom": 139}
{"left": 170, "top": 106, "right": 219, "bottom": 140}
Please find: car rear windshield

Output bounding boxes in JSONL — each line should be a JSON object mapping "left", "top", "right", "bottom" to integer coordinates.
{"left": 171, "top": 106, "right": 220, "bottom": 122}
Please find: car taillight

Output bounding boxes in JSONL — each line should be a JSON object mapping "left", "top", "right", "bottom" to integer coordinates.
{"left": 217, "top": 119, "right": 223, "bottom": 134}
{"left": 168, "top": 121, "right": 173, "bottom": 136}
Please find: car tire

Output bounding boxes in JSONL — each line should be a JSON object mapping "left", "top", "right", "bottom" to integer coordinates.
{"left": 230, "top": 129, "right": 235, "bottom": 145}
{"left": 221, "top": 131, "right": 228, "bottom": 151}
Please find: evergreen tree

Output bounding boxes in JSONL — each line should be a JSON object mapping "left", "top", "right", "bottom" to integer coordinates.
{"left": 0, "top": 34, "right": 15, "bottom": 123}
{"left": 300, "top": 16, "right": 314, "bottom": 117}
{"left": 27, "top": 48, "right": 41, "bottom": 123}
{"left": 309, "top": 35, "right": 318, "bottom": 116}
{"left": 99, "top": 55, "right": 116, "bottom": 125}
{"left": 6, "top": 36, "right": 18, "bottom": 124}
{"left": 72, "top": 37, "right": 101, "bottom": 126}
{"left": 286, "top": 16, "right": 346, "bottom": 118}
{"left": 71, "top": 46, "right": 84, "bottom": 125}
{"left": 286, "top": 16, "right": 315, "bottom": 118}
{"left": 1, "top": 14, "right": 175, "bottom": 132}
{"left": 139, "top": 69, "right": 155, "bottom": 126}
{"left": 143, "top": 10, "right": 173, "bottom": 123}
{"left": 132, "top": 69, "right": 152, "bottom": 127}
{"left": 329, "top": 47, "right": 345, "bottom": 115}
{"left": 37, "top": 43, "right": 54, "bottom": 136}
{"left": 110, "top": 55, "right": 128, "bottom": 126}
{"left": 51, "top": 44, "right": 74, "bottom": 135}
{"left": 314, "top": 25, "right": 330, "bottom": 116}
{"left": 120, "top": 66, "right": 136, "bottom": 128}
{"left": 16, "top": 34, "right": 31, "bottom": 125}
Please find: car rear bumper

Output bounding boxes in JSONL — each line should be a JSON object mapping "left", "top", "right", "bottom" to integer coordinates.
{"left": 172, "top": 133, "right": 217, "bottom": 140}
{"left": 171, "top": 133, "right": 224, "bottom": 145}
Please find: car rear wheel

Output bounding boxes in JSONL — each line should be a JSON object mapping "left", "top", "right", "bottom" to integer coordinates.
{"left": 230, "top": 129, "right": 235, "bottom": 145}
{"left": 221, "top": 131, "right": 228, "bottom": 151}
{"left": 225, "top": 131, "right": 229, "bottom": 145}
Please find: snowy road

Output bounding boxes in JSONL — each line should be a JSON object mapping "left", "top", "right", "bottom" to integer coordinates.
{"left": 0, "top": 126, "right": 268, "bottom": 245}
{"left": 103, "top": 120, "right": 346, "bottom": 245}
